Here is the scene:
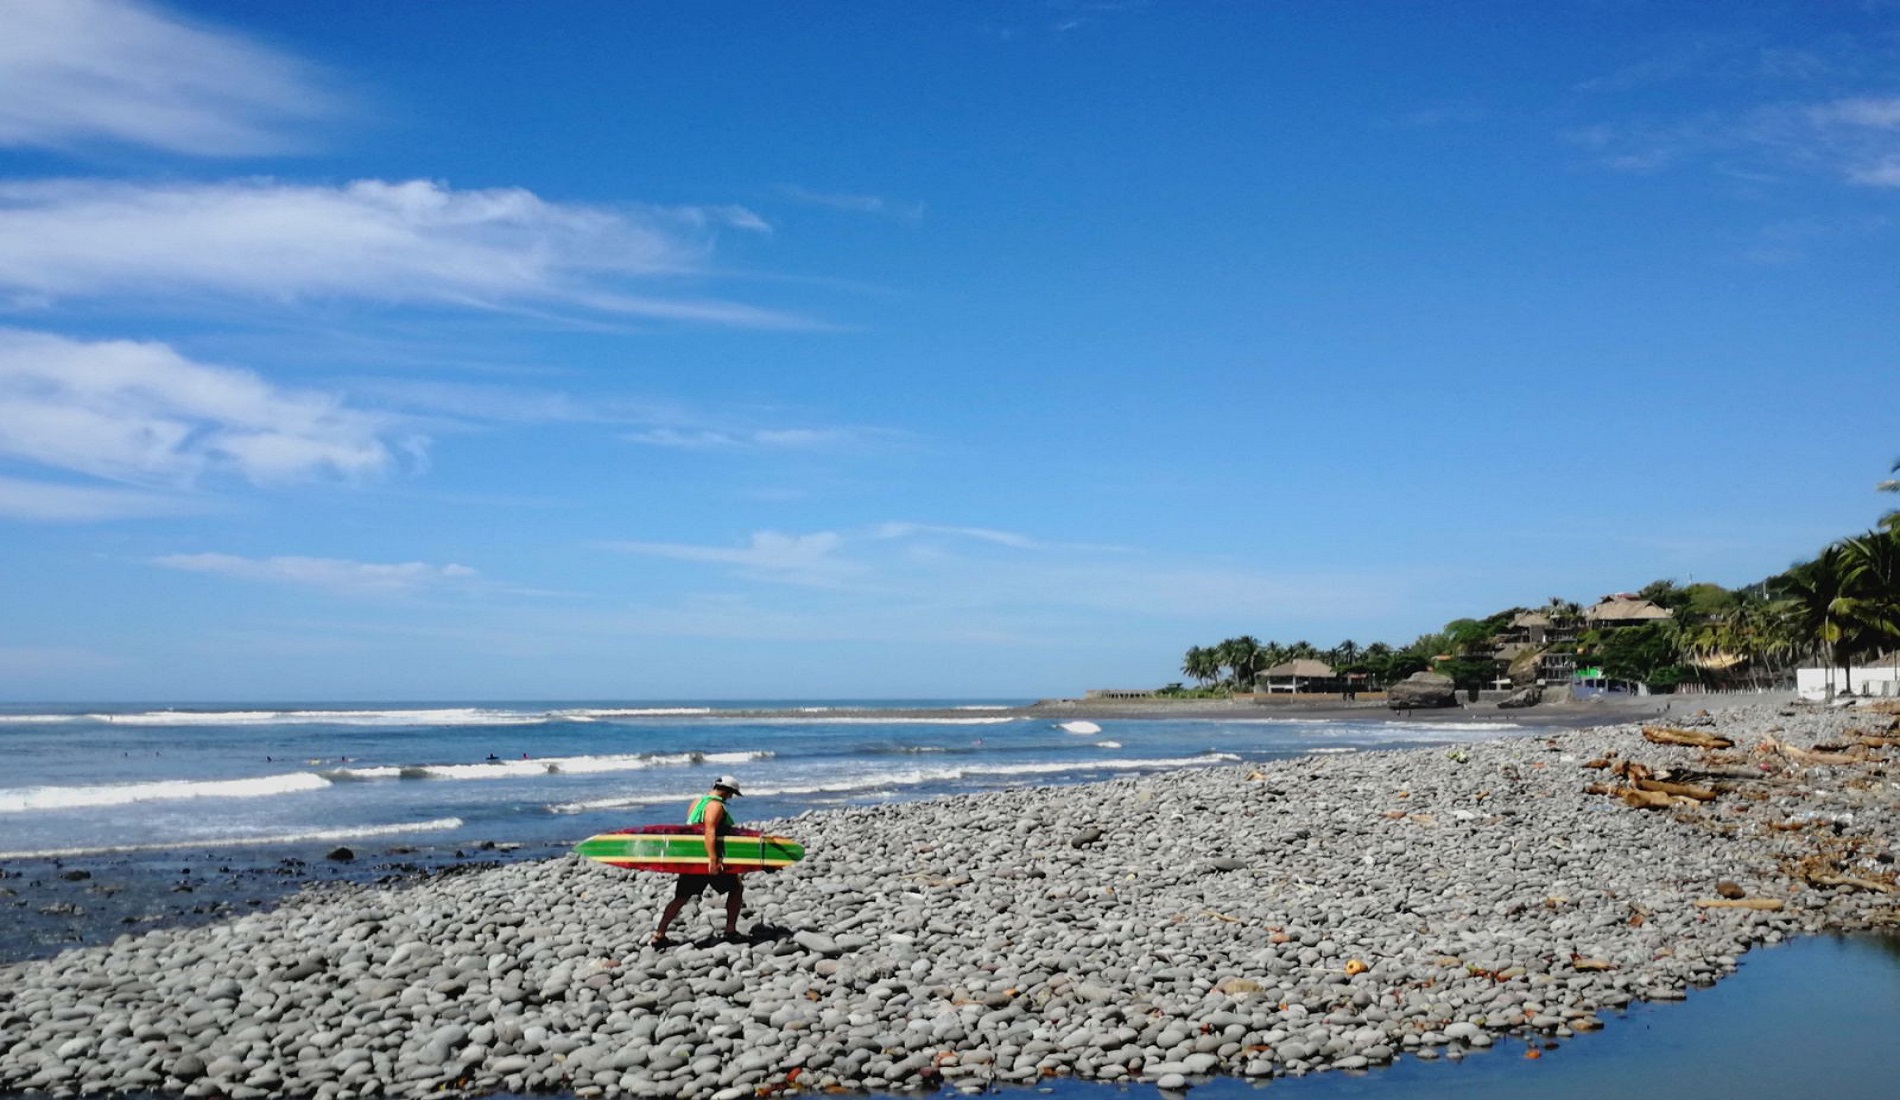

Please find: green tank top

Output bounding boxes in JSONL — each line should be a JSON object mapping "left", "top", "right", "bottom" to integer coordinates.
{"left": 687, "top": 793, "right": 733, "bottom": 831}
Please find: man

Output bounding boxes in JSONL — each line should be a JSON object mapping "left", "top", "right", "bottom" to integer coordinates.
{"left": 650, "top": 775, "right": 745, "bottom": 946}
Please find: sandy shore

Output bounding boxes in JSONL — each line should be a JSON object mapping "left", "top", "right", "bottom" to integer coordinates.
{"left": 3, "top": 694, "right": 1894, "bottom": 1098}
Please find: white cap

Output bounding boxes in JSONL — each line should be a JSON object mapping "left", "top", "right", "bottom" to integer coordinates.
{"left": 713, "top": 774, "right": 742, "bottom": 795}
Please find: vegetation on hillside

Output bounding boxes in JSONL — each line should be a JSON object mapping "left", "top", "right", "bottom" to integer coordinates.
{"left": 1170, "top": 465, "right": 1900, "bottom": 697}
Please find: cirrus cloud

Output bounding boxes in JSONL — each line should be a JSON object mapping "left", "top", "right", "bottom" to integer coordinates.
{"left": 0, "top": 0, "right": 335, "bottom": 156}
{"left": 0, "top": 178, "right": 799, "bottom": 325}
{"left": 153, "top": 552, "right": 477, "bottom": 595}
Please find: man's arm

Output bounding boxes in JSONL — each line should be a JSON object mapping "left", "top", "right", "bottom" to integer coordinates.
{"left": 704, "top": 800, "right": 725, "bottom": 874}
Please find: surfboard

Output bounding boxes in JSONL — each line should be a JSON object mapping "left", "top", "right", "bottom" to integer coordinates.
{"left": 573, "top": 824, "right": 804, "bottom": 875}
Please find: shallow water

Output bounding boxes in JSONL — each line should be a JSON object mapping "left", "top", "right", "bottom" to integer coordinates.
{"left": 1028, "top": 934, "right": 1900, "bottom": 1100}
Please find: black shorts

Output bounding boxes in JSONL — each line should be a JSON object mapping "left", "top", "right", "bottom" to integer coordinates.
{"left": 672, "top": 872, "right": 741, "bottom": 899}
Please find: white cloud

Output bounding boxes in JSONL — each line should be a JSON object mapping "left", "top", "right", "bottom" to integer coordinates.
{"left": 0, "top": 178, "right": 800, "bottom": 325}
{"left": 610, "top": 530, "right": 853, "bottom": 587}
{"left": 153, "top": 552, "right": 477, "bottom": 594}
{"left": 0, "top": 328, "right": 403, "bottom": 493}
{"left": 1575, "top": 93, "right": 1900, "bottom": 189}
{"left": 778, "top": 185, "right": 926, "bottom": 221}
{"left": 871, "top": 522, "right": 1042, "bottom": 550}
{"left": 0, "top": 474, "right": 199, "bottom": 521}
{"left": 622, "top": 426, "right": 870, "bottom": 451}
{"left": 0, "top": 0, "right": 334, "bottom": 156}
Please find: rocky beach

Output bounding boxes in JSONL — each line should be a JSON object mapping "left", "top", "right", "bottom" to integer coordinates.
{"left": 4, "top": 696, "right": 1898, "bottom": 1099}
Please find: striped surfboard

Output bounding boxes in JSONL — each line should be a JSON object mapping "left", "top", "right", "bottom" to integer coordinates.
{"left": 574, "top": 824, "right": 804, "bottom": 875}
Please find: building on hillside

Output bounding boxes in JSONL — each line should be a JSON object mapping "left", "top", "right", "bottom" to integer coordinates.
{"left": 1584, "top": 595, "right": 1674, "bottom": 628}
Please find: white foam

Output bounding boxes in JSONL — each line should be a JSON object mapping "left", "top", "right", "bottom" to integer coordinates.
{"left": 0, "top": 771, "right": 330, "bottom": 813}
{"left": 85, "top": 707, "right": 549, "bottom": 728}
{"left": 1058, "top": 720, "right": 1102, "bottom": 734}
{"left": 1096, "top": 740, "right": 1122, "bottom": 749}
{"left": 0, "top": 817, "right": 464, "bottom": 860}
{"left": 555, "top": 707, "right": 714, "bottom": 719}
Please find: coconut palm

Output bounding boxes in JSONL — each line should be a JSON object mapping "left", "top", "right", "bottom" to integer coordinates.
{"left": 1843, "top": 527, "right": 1900, "bottom": 676}
{"left": 1776, "top": 544, "right": 1867, "bottom": 697}
{"left": 1181, "top": 646, "right": 1221, "bottom": 687}
{"left": 1215, "top": 636, "right": 1264, "bottom": 690}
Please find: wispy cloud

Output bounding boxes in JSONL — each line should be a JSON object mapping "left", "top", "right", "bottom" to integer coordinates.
{"left": 0, "top": 329, "right": 410, "bottom": 518}
{"left": 0, "top": 474, "right": 201, "bottom": 522}
{"left": 153, "top": 552, "right": 478, "bottom": 595}
{"left": 0, "top": 0, "right": 336, "bottom": 156}
{"left": 778, "top": 185, "right": 926, "bottom": 221}
{"left": 608, "top": 531, "right": 854, "bottom": 587}
{"left": 622, "top": 426, "right": 881, "bottom": 451}
{"left": 600, "top": 521, "right": 1408, "bottom": 648}
{"left": 0, "top": 178, "right": 802, "bottom": 325}
{"left": 871, "top": 522, "right": 1043, "bottom": 550}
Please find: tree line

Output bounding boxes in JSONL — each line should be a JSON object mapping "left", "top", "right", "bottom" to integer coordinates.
{"left": 1173, "top": 465, "right": 1900, "bottom": 696}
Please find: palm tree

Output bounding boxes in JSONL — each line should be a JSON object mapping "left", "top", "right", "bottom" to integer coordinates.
{"left": 1215, "top": 636, "right": 1263, "bottom": 690}
{"left": 1181, "top": 646, "right": 1221, "bottom": 687}
{"left": 1777, "top": 544, "right": 1864, "bottom": 697}
{"left": 1844, "top": 527, "right": 1900, "bottom": 682}
{"left": 1331, "top": 639, "right": 1362, "bottom": 668}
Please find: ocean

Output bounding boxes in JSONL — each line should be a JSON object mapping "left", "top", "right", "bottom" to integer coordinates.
{"left": 0, "top": 701, "right": 1523, "bottom": 862}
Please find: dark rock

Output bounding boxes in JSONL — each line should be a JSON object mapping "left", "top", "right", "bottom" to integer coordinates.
{"left": 1497, "top": 686, "right": 1542, "bottom": 710}
{"left": 58, "top": 870, "right": 91, "bottom": 882}
{"left": 1716, "top": 881, "right": 1745, "bottom": 899}
{"left": 325, "top": 847, "right": 355, "bottom": 862}
{"left": 1387, "top": 672, "right": 1457, "bottom": 710}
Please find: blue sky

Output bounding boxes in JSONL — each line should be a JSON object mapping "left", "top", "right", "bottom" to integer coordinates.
{"left": 1, "top": 0, "right": 1896, "bottom": 701}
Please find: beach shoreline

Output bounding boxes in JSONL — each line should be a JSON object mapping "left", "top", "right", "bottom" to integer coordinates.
{"left": 4, "top": 694, "right": 1894, "bottom": 1099}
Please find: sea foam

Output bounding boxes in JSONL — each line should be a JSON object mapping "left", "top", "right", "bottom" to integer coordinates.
{"left": 0, "top": 817, "right": 464, "bottom": 860}
{"left": 0, "top": 772, "right": 330, "bottom": 814}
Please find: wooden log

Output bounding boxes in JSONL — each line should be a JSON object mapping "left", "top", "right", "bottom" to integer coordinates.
{"left": 1802, "top": 871, "right": 1898, "bottom": 894}
{"left": 1851, "top": 734, "right": 1900, "bottom": 748}
{"left": 1633, "top": 777, "right": 1718, "bottom": 801}
{"left": 1779, "top": 743, "right": 1861, "bottom": 767}
{"left": 1693, "top": 897, "right": 1784, "bottom": 911}
{"left": 1618, "top": 787, "right": 1678, "bottom": 810}
{"left": 1642, "top": 726, "right": 1735, "bottom": 749}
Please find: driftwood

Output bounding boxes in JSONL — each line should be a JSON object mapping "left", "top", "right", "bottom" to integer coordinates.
{"left": 1801, "top": 870, "right": 1898, "bottom": 894}
{"left": 1642, "top": 726, "right": 1735, "bottom": 750}
{"left": 1633, "top": 777, "right": 1717, "bottom": 801}
{"left": 1693, "top": 897, "right": 1784, "bottom": 911}
{"left": 1760, "top": 737, "right": 1861, "bottom": 767}
{"left": 1618, "top": 787, "right": 1688, "bottom": 810}
{"left": 1851, "top": 734, "right": 1900, "bottom": 748}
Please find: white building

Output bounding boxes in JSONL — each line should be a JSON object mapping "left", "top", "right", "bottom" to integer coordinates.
{"left": 1796, "top": 663, "right": 1900, "bottom": 701}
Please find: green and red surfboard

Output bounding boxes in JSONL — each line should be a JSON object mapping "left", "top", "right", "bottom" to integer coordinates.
{"left": 574, "top": 824, "right": 805, "bottom": 875}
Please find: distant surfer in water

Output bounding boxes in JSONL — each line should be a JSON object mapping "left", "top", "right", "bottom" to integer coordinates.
{"left": 651, "top": 775, "right": 746, "bottom": 947}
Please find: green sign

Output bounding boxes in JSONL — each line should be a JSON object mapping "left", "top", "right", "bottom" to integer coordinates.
{"left": 1574, "top": 667, "right": 1604, "bottom": 680}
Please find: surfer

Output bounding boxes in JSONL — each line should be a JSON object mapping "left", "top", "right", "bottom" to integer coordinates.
{"left": 651, "top": 775, "right": 747, "bottom": 946}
